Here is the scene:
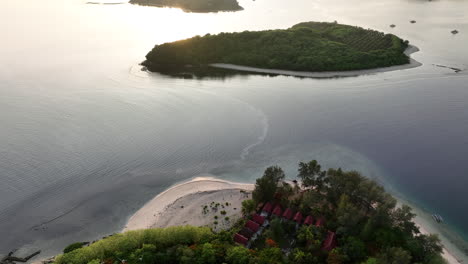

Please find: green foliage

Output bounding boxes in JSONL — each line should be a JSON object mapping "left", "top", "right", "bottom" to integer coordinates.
{"left": 241, "top": 199, "right": 256, "bottom": 216}
{"left": 252, "top": 166, "right": 285, "bottom": 203}
{"left": 144, "top": 22, "right": 410, "bottom": 74}
{"left": 63, "top": 242, "right": 86, "bottom": 254}
{"left": 226, "top": 246, "right": 251, "bottom": 264}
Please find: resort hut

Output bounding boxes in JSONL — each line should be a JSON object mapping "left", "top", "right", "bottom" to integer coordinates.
{"left": 252, "top": 214, "right": 265, "bottom": 226}
{"left": 293, "top": 212, "right": 303, "bottom": 224}
{"left": 234, "top": 234, "right": 248, "bottom": 246}
{"left": 282, "top": 208, "right": 294, "bottom": 220}
{"left": 322, "top": 231, "right": 337, "bottom": 251}
{"left": 315, "top": 217, "right": 325, "bottom": 227}
{"left": 303, "top": 215, "right": 314, "bottom": 226}
{"left": 239, "top": 228, "right": 254, "bottom": 239}
{"left": 245, "top": 220, "right": 260, "bottom": 233}
{"left": 261, "top": 202, "right": 273, "bottom": 216}
{"left": 272, "top": 205, "right": 283, "bottom": 217}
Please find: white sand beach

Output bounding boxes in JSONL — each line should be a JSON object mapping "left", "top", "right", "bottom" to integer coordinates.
{"left": 210, "top": 45, "right": 421, "bottom": 78}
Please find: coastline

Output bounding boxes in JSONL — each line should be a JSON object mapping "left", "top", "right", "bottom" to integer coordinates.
{"left": 210, "top": 45, "right": 422, "bottom": 78}
{"left": 124, "top": 177, "right": 462, "bottom": 264}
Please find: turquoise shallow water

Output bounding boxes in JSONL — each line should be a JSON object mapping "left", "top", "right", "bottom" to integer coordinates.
{"left": 0, "top": 0, "right": 467, "bottom": 260}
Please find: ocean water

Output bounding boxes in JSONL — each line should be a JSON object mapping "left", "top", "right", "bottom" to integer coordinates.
{"left": 0, "top": 0, "right": 467, "bottom": 260}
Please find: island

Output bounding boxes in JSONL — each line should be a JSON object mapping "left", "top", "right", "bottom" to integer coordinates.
{"left": 51, "top": 161, "right": 453, "bottom": 264}
{"left": 129, "top": 0, "right": 243, "bottom": 13}
{"left": 142, "top": 22, "right": 417, "bottom": 78}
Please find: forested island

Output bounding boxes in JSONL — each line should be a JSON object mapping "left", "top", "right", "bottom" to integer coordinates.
{"left": 129, "top": 0, "right": 243, "bottom": 13}
{"left": 142, "top": 22, "right": 411, "bottom": 76}
{"left": 52, "top": 161, "right": 446, "bottom": 264}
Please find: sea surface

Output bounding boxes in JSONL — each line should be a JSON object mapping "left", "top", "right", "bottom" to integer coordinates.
{"left": 1, "top": 0, "right": 467, "bottom": 260}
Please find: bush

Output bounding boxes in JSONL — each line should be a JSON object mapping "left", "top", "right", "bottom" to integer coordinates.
{"left": 63, "top": 242, "right": 86, "bottom": 254}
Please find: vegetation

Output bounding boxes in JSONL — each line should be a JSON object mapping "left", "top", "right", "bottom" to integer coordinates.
{"left": 129, "top": 0, "right": 242, "bottom": 13}
{"left": 143, "top": 22, "right": 410, "bottom": 75}
{"left": 55, "top": 161, "right": 445, "bottom": 264}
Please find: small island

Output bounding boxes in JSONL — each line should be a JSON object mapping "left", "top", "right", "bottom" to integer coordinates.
{"left": 142, "top": 22, "right": 414, "bottom": 77}
{"left": 51, "top": 161, "right": 451, "bottom": 264}
{"left": 129, "top": 0, "right": 243, "bottom": 13}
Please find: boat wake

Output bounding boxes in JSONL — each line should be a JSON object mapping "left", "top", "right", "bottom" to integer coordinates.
{"left": 240, "top": 106, "right": 269, "bottom": 161}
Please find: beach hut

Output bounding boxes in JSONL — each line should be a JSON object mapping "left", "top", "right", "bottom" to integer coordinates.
{"left": 272, "top": 205, "right": 283, "bottom": 217}
{"left": 239, "top": 228, "right": 254, "bottom": 239}
{"left": 293, "top": 212, "right": 303, "bottom": 223}
{"left": 234, "top": 233, "right": 248, "bottom": 246}
{"left": 245, "top": 220, "right": 260, "bottom": 233}
{"left": 282, "top": 208, "right": 294, "bottom": 220}
{"left": 322, "top": 231, "right": 337, "bottom": 251}
{"left": 261, "top": 202, "right": 273, "bottom": 215}
{"left": 303, "top": 215, "right": 314, "bottom": 225}
{"left": 252, "top": 214, "right": 265, "bottom": 225}
{"left": 315, "top": 217, "right": 325, "bottom": 227}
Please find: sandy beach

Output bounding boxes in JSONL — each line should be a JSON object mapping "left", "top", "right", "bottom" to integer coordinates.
{"left": 210, "top": 45, "right": 421, "bottom": 78}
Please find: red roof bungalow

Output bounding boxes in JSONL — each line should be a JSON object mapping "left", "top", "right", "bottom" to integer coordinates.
{"left": 272, "top": 205, "right": 283, "bottom": 217}
{"left": 234, "top": 233, "right": 248, "bottom": 246}
{"left": 252, "top": 214, "right": 265, "bottom": 225}
{"left": 245, "top": 220, "right": 260, "bottom": 233}
{"left": 322, "top": 231, "right": 337, "bottom": 251}
{"left": 315, "top": 217, "right": 325, "bottom": 227}
{"left": 293, "top": 212, "right": 303, "bottom": 223}
{"left": 282, "top": 208, "right": 294, "bottom": 220}
{"left": 303, "top": 215, "right": 314, "bottom": 225}
{"left": 262, "top": 202, "right": 273, "bottom": 213}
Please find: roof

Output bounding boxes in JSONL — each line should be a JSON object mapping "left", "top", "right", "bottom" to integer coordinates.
{"left": 262, "top": 202, "right": 273, "bottom": 213}
{"left": 252, "top": 214, "right": 265, "bottom": 225}
{"left": 293, "top": 212, "right": 303, "bottom": 223}
{"left": 315, "top": 217, "right": 325, "bottom": 227}
{"left": 272, "top": 205, "right": 283, "bottom": 216}
{"left": 304, "top": 215, "right": 314, "bottom": 225}
{"left": 322, "top": 231, "right": 337, "bottom": 251}
{"left": 239, "top": 228, "right": 254, "bottom": 239}
{"left": 245, "top": 220, "right": 260, "bottom": 233}
{"left": 234, "top": 233, "right": 248, "bottom": 245}
{"left": 282, "top": 208, "right": 294, "bottom": 220}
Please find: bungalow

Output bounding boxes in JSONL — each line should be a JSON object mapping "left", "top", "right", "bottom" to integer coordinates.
{"left": 282, "top": 208, "right": 294, "bottom": 220}
{"left": 239, "top": 227, "right": 254, "bottom": 239}
{"left": 303, "top": 215, "right": 314, "bottom": 226}
{"left": 234, "top": 233, "right": 248, "bottom": 246}
{"left": 293, "top": 212, "right": 303, "bottom": 224}
{"left": 322, "top": 231, "right": 337, "bottom": 251}
{"left": 315, "top": 217, "right": 325, "bottom": 227}
{"left": 245, "top": 220, "right": 260, "bottom": 233}
{"left": 252, "top": 214, "right": 266, "bottom": 226}
{"left": 261, "top": 202, "right": 273, "bottom": 216}
{"left": 272, "top": 205, "right": 283, "bottom": 217}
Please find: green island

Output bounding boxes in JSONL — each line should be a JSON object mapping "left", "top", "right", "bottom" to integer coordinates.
{"left": 54, "top": 161, "right": 446, "bottom": 264}
{"left": 142, "top": 22, "right": 411, "bottom": 75}
{"left": 129, "top": 0, "right": 243, "bottom": 13}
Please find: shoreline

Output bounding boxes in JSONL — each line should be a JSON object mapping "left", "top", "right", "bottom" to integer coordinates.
{"left": 210, "top": 45, "right": 422, "bottom": 78}
{"left": 124, "top": 177, "right": 462, "bottom": 264}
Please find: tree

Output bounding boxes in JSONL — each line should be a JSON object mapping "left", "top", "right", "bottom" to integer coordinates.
{"left": 252, "top": 166, "right": 285, "bottom": 203}
{"left": 241, "top": 199, "right": 256, "bottom": 216}
{"left": 377, "top": 247, "right": 412, "bottom": 264}
{"left": 298, "top": 160, "right": 327, "bottom": 189}
{"left": 342, "top": 237, "right": 367, "bottom": 262}
{"left": 198, "top": 243, "right": 216, "bottom": 264}
{"left": 226, "top": 246, "right": 251, "bottom": 264}
{"left": 327, "top": 248, "right": 345, "bottom": 264}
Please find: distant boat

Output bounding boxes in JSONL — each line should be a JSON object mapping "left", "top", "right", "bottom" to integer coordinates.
{"left": 410, "top": 20, "right": 416, "bottom": 24}
{"left": 390, "top": 24, "right": 396, "bottom": 28}
{"left": 432, "top": 214, "right": 444, "bottom": 223}
{"left": 451, "top": 30, "right": 459, "bottom": 35}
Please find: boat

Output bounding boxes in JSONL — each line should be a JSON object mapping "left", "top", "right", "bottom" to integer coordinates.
{"left": 451, "top": 30, "right": 459, "bottom": 34}
{"left": 390, "top": 24, "right": 396, "bottom": 28}
{"left": 432, "top": 214, "right": 444, "bottom": 223}
{"left": 410, "top": 20, "right": 416, "bottom": 24}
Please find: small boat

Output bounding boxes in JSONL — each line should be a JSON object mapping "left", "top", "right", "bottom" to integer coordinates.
{"left": 410, "top": 20, "right": 416, "bottom": 24}
{"left": 432, "top": 214, "right": 444, "bottom": 223}
{"left": 390, "top": 24, "right": 396, "bottom": 28}
{"left": 451, "top": 30, "right": 459, "bottom": 35}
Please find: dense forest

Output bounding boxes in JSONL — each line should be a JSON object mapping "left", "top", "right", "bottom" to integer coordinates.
{"left": 54, "top": 161, "right": 445, "bottom": 264}
{"left": 129, "top": 0, "right": 243, "bottom": 13}
{"left": 143, "top": 22, "right": 410, "bottom": 74}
